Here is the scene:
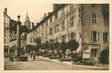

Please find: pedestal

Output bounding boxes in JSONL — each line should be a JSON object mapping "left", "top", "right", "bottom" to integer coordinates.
{"left": 9, "top": 55, "right": 34, "bottom": 62}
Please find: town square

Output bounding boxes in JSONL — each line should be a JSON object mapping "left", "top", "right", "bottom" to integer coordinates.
{"left": 3, "top": 1, "right": 109, "bottom": 70}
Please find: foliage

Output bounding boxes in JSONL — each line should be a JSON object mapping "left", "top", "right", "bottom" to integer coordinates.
{"left": 99, "top": 47, "right": 109, "bottom": 64}
{"left": 54, "top": 41, "right": 59, "bottom": 49}
{"left": 60, "top": 41, "right": 66, "bottom": 50}
{"left": 44, "top": 41, "right": 49, "bottom": 49}
{"left": 35, "top": 38, "right": 41, "bottom": 44}
{"left": 67, "top": 39, "right": 79, "bottom": 50}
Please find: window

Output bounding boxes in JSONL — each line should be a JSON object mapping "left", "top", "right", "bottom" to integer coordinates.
{"left": 103, "top": 32, "right": 108, "bottom": 42}
{"left": 61, "top": 8, "right": 64, "bottom": 15}
{"left": 91, "top": 48, "right": 98, "bottom": 57}
{"left": 70, "top": 16, "right": 74, "bottom": 27}
{"left": 78, "top": 7, "right": 81, "bottom": 17}
{"left": 91, "top": 31, "right": 97, "bottom": 42}
{"left": 70, "top": 5, "right": 74, "bottom": 11}
{"left": 70, "top": 5, "right": 76, "bottom": 14}
{"left": 62, "top": 21, "right": 65, "bottom": 31}
{"left": 54, "top": 24, "right": 59, "bottom": 33}
{"left": 49, "top": 28, "right": 53, "bottom": 35}
{"left": 92, "top": 13, "right": 96, "bottom": 24}
{"left": 97, "top": 32, "right": 99, "bottom": 42}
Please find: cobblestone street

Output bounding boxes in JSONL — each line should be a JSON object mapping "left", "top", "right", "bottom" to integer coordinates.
{"left": 4, "top": 57, "right": 109, "bottom": 70}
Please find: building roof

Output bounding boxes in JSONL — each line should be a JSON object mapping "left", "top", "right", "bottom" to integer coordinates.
{"left": 25, "top": 12, "right": 30, "bottom": 22}
{"left": 27, "top": 4, "right": 67, "bottom": 34}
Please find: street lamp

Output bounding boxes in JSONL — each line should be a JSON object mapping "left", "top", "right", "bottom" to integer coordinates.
{"left": 17, "top": 15, "right": 21, "bottom": 56}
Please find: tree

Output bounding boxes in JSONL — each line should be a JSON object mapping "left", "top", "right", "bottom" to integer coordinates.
{"left": 60, "top": 41, "right": 66, "bottom": 51}
{"left": 25, "top": 45, "right": 33, "bottom": 54}
{"left": 49, "top": 39, "right": 55, "bottom": 50}
{"left": 67, "top": 39, "right": 79, "bottom": 62}
{"left": 54, "top": 41, "right": 59, "bottom": 49}
{"left": 35, "top": 38, "right": 41, "bottom": 44}
{"left": 45, "top": 41, "right": 49, "bottom": 49}
{"left": 100, "top": 47, "right": 109, "bottom": 64}
{"left": 34, "top": 37, "right": 41, "bottom": 50}
{"left": 67, "top": 39, "right": 79, "bottom": 50}
{"left": 59, "top": 41, "right": 67, "bottom": 60}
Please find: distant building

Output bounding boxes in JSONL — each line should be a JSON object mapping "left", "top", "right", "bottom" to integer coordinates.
{"left": 24, "top": 13, "right": 32, "bottom": 31}
{"left": 27, "top": 4, "right": 109, "bottom": 63}
{"left": 4, "top": 9, "right": 29, "bottom": 56}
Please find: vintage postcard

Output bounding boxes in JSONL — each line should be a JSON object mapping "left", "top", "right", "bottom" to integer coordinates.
{"left": 0, "top": 0, "right": 111, "bottom": 72}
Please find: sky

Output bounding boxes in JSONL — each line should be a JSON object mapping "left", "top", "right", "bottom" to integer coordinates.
{"left": 0, "top": 0, "right": 109, "bottom": 21}
{"left": 0, "top": 0, "right": 110, "bottom": 25}
{"left": 0, "top": 0, "right": 53, "bottom": 24}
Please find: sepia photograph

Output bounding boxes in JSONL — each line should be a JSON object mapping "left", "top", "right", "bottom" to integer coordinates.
{"left": 3, "top": 0, "right": 109, "bottom": 70}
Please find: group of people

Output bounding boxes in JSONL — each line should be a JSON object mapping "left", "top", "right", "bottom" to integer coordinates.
{"left": 25, "top": 39, "right": 82, "bottom": 62}
{"left": 25, "top": 33, "right": 83, "bottom": 62}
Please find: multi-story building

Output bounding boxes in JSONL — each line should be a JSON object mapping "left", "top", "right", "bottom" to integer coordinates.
{"left": 4, "top": 8, "right": 11, "bottom": 56}
{"left": 27, "top": 4, "right": 109, "bottom": 62}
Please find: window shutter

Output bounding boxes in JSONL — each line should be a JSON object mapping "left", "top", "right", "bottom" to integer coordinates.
{"left": 97, "top": 32, "right": 99, "bottom": 42}
{"left": 91, "top": 32, "right": 93, "bottom": 41}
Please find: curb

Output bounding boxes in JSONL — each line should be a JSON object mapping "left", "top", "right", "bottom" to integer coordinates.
{"left": 38, "top": 56, "right": 109, "bottom": 70}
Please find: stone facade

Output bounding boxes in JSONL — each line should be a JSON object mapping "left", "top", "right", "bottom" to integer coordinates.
{"left": 27, "top": 4, "right": 109, "bottom": 62}
{"left": 4, "top": 8, "right": 11, "bottom": 56}
{"left": 80, "top": 4, "right": 109, "bottom": 61}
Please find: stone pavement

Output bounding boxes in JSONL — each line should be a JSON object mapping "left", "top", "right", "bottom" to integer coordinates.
{"left": 4, "top": 56, "right": 109, "bottom": 70}
{"left": 38, "top": 56, "right": 109, "bottom": 70}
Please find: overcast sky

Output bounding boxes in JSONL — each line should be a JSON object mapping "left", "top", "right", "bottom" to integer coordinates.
{"left": 0, "top": 0, "right": 53, "bottom": 24}
{"left": 0, "top": 0, "right": 109, "bottom": 24}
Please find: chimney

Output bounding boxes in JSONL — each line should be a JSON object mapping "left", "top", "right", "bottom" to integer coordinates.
{"left": 32, "top": 22, "right": 34, "bottom": 29}
{"left": 4, "top": 8, "right": 7, "bottom": 15}
{"left": 43, "top": 13, "right": 47, "bottom": 19}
